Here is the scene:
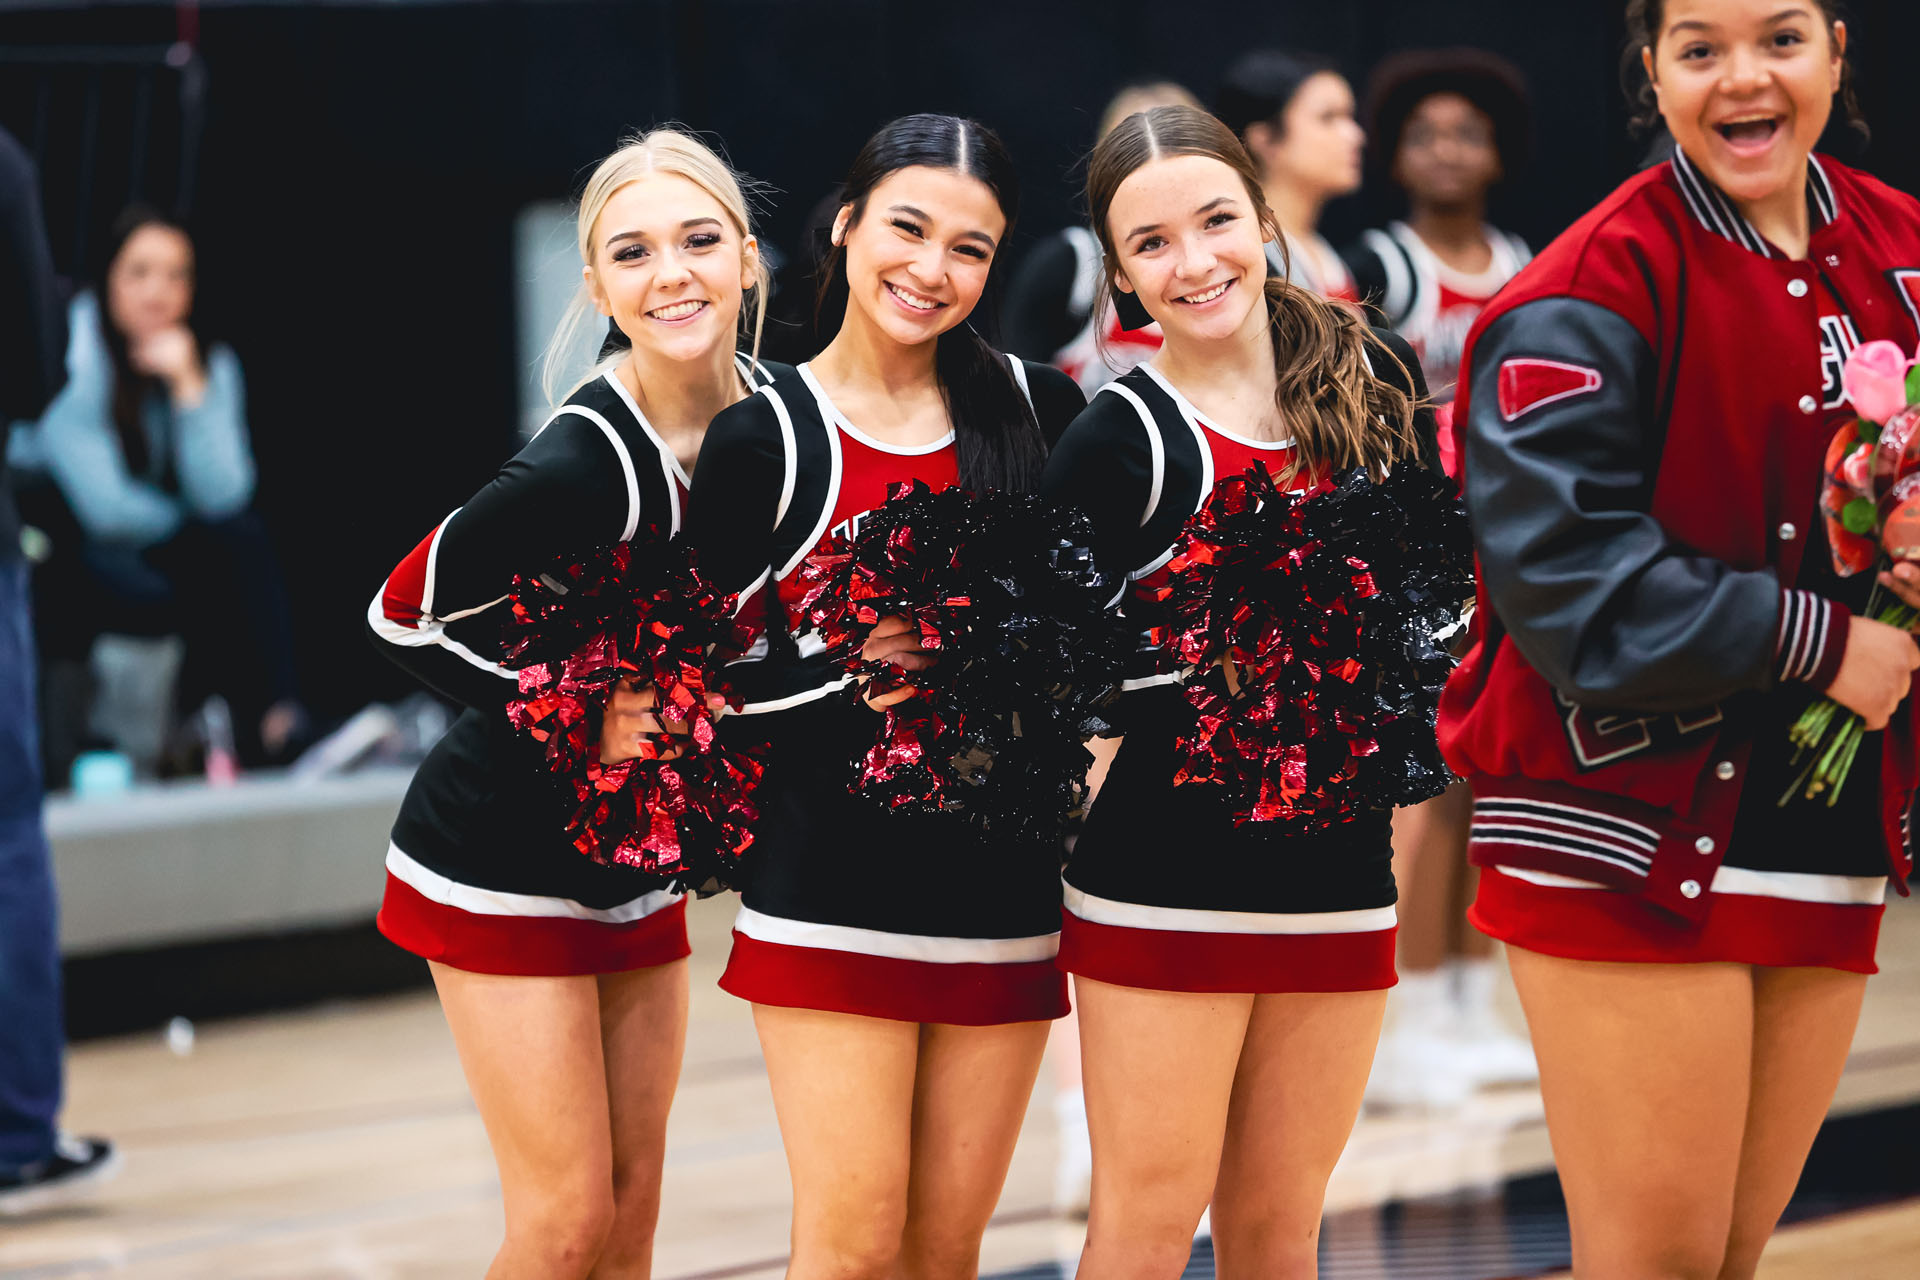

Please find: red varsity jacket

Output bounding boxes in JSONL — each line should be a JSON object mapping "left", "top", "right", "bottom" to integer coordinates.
{"left": 1438, "top": 152, "right": 1920, "bottom": 922}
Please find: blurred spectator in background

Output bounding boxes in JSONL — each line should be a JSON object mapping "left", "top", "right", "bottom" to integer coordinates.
{"left": 0, "top": 124, "right": 118, "bottom": 1216}
{"left": 1348, "top": 51, "right": 1540, "bottom": 1113}
{"left": 9, "top": 205, "right": 305, "bottom": 782}
{"left": 1002, "top": 78, "right": 1200, "bottom": 392}
{"left": 1347, "top": 49, "right": 1532, "bottom": 418}
{"left": 1216, "top": 49, "right": 1365, "bottom": 304}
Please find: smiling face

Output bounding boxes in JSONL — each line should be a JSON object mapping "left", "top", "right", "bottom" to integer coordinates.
{"left": 833, "top": 165, "right": 1006, "bottom": 349}
{"left": 583, "top": 171, "right": 758, "bottom": 365}
{"left": 106, "top": 223, "right": 194, "bottom": 341}
{"left": 1248, "top": 71, "right": 1365, "bottom": 201}
{"left": 1645, "top": 0, "right": 1843, "bottom": 207}
{"left": 1393, "top": 92, "right": 1502, "bottom": 209}
{"left": 1107, "top": 153, "right": 1272, "bottom": 346}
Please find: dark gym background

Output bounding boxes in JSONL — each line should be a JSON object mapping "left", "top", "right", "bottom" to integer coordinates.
{"left": 3, "top": 0, "right": 1912, "bottom": 724}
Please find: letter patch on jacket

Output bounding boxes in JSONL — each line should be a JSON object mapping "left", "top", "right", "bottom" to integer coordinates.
{"left": 1888, "top": 269, "right": 1920, "bottom": 336}
{"left": 1556, "top": 692, "right": 1722, "bottom": 770}
{"left": 1497, "top": 358, "right": 1603, "bottom": 423}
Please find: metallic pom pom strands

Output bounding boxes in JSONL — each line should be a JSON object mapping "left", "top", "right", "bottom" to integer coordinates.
{"left": 794, "top": 481, "right": 1129, "bottom": 844}
{"left": 1159, "top": 462, "right": 1474, "bottom": 827}
{"left": 502, "top": 538, "right": 762, "bottom": 890}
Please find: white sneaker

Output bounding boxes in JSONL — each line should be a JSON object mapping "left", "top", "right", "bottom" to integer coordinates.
{"left": 1053, "top": 1089, "right": 1092, "bottom": 1219}
{"left": 1451, "top": 1011, "right": 1539, "bottom": 1088}
{"left": 1364, "top": 1025, "right": 1476, "bottom": 1112}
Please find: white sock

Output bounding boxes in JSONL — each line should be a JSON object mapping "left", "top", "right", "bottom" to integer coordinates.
{"left": 1451, "top": 956, "right": 1502, "bottom": 1018}
{"left": 1391, "top": 967, "right": 1453, "bottom": 1034}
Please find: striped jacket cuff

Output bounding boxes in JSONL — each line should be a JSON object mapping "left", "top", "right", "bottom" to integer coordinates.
{"left": 1775, "top": 588, "right": 1850, "bottom": 690}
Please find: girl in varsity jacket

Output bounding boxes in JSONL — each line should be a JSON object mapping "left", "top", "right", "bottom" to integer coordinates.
{"left": 1042, "top": 104, "right": 1436, "bottom": 1277}
{"left": 1440, "top": 2, "right": 1920, "bottom": 1274}
{"left": 687, "top": 115, "right": 1084, "bottom": 1278}
{"left": 365, "top": 132, "right": 786, "bottom": 1278}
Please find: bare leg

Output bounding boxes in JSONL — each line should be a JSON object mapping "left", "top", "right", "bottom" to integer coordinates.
{"left": 1717, "top": 965, "right": 1868, "bottom": 1280}
{"left": 430, "top": 963, "right": 618, "bottom": 1280}
{"left": 753, "top": 1005, "right": 919, "bottom": 1280}
{"left": 898, "top": 1020, "right": 1053, "bottom": 1279}
{"left": 1507, "top": 948, "right": 1753, "bottom": 1279}
{"left": 593, "top": 960, "right": 691, "bottom": 1278}
{"left": 1209, "top": 989, "right": 1388, "bottom": 1279}
{"left": 1074, "top": 977, "right": 1254, "bottom": 1280}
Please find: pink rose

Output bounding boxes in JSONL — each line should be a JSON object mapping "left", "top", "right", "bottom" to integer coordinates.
{"left": 1841, "top": 339, "right": 1914, "bottom": 424}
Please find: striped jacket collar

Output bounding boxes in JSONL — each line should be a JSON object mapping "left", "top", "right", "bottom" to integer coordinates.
{"left": 1669, "top": 147, "right": 1838, "bottom": 258}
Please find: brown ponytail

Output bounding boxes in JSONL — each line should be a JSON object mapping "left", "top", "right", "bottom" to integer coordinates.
{"left": 1086, "top": 104, "right": 1420, "bottom": 486}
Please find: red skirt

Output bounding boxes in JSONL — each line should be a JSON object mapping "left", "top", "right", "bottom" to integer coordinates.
{"left": 717, "top": 906, "right": 1068, "bottom": 1025}
{"left": 1472, "top": 864, "right": 1884, "bottom": 974}
{"left": 377, "top": 844, "right": 691, "bottom": 977}
{"left": 1057, "top": 885, "right": 1399, "bottom": 994}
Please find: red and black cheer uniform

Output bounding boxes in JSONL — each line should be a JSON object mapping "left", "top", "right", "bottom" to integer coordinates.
{"left": 1269, "top": 232, "right": 1361, "bottom": 307}
{"left": 687, "top": 357, "right": 1087, "bottom": 1024}
{"left": 368, "top": 357, "right": 786, "bottom": 976}
{"left": 1441, "top": 151, "right": 1920, "bottom": 973}
{"left": 1041, "top": 332, "right": 1440, "bottom": 993}
{"left": 1346, "top": 221, "right": 1532, "bottom": 404}
{"left": 1003, "top": 226, "right": 1165, "bottom": 393}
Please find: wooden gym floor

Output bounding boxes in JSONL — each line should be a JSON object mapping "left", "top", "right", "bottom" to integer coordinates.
{"left": 4, "top": 896, "right": 1918, "bottom": 1279}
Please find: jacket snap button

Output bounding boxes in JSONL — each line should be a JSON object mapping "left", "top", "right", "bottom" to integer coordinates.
{"left": 1681, "top": 879, "right": 1703, "bottom": 899}
{"left": 1799, "top": 395, "right": 1819, "bottom": 414}
{"left": 1715, "top": 760, "right": 1736, "bottom": 780}
{"left": 1788, "top": 278, "right": 1810, "bottom": 298}
{"left": 1778, "top": 522, "right": 1798, "bottom": 541}
{"left": 1695, "top": 836, "right": 1716, "bottom": 854}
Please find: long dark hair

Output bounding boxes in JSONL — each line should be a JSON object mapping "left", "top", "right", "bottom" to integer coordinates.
{"left": 1214, "top": 48, "right": 1342, "bottom": 146}
{"left": 1087, "top": 106, "right": 1419, "bottom": 485}
{"left": 814, "top": 113, "right": 1047, "bottom": 494}
{"left": 1622, "top": 0, "right": 1866, "bottom": 140}
{"left": 94, "top": 205, "right": 204, "bottom": 477}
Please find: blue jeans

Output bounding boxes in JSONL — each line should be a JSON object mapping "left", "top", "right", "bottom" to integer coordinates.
{"left": 0, "top": 554, "right": 61, "bottom": 1171}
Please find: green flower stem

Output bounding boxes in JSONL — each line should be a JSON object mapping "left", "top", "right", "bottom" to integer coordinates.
{"left": 1778, "top": 586, "right": 1919, "bottom": 805}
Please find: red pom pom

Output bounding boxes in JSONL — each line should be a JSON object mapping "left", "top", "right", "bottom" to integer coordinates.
{"left": 503, "top": 536, "right": 762, "bottom": 888}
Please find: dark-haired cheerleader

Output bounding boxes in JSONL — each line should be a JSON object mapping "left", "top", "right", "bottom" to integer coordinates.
{"left": 1441, "top": 1, "right": 1920, "bottom": 1274}
{"left": 366, "top": 131, "right": 786, "bottom": 1279}
{"left": 1042, "top": 104, "right": 1441, "bottom": 1278}
{"left": 689, "top": 114, "right": 1083, "bottom": 1280}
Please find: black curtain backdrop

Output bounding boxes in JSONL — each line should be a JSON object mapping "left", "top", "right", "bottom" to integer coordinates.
{"left": 3, "top": 0, "right": 1915, "bottom": 719}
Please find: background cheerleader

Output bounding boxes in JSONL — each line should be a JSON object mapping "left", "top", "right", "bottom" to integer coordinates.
{"left": 1002, "top": 78, "right": 1201, "bottom": 392}
{"left": 1440, "top": 1, "right": 1920, "bottom": 1273}
{"left": 1043, "top": 104, "right": 1435, "bottom": 1278}
{"left": 1215, "top": 49, "right": 1368, "bottom": 305}
{"left": 689, "top": 114, "right": 1084, "bottom": 1279}
{"left": 366, "top": 130, "right": 780, "bottom": 1278}
{"left": 1345, "top": 47, "right": 1539, "bottom": 1111}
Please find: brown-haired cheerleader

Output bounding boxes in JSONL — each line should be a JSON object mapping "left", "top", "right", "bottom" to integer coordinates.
{"left": 1441, "top": 1, "right": 1920, "bottom": 1274}
{"left": 1041, "top": 103, "right": 1440, "bottom": 1278}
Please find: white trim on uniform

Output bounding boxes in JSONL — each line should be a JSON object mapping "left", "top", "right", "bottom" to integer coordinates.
{"left": 365, "top": 587, "right": 517, "bottom": 683}
{"left": 1007, "top": 353, "right": 1033, "bottom": 406}
{"left": 777, "top": 371, "right": 845, "bottom": 580}
{"left": 763, "top": 384, "right": 800, "bottom": 530}
{"left": 1063, "top": 882, "right": 1396, "bottom": 935}
{"left": 599, "top": 371, "right": 685, "bottom": 534}
{"left": 798, "top": 361, "right": 956, "bottom": 456}
{"left": 1096, "top": 381, "right": 1165, "bottom": 528}
{"left": 1493, "top": 862, "right": 1887, "bottom": 905}
{"left": 551, "top": 404, "right": 643, "bottom": 541}
{"left": 1141, "top": 362, "right": 1289, "bottom": 459}
{"left": 734, "top": 674, "right": 854, "bottom": 716}
{"left": 386, "top": 843, "right": 681, "bottom": 922}
{"left": 1119, "top": 671, "right": 1186, "bottom": 692}
{"left": 733, "top": 905, "right": 1061, "bottom": 963}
